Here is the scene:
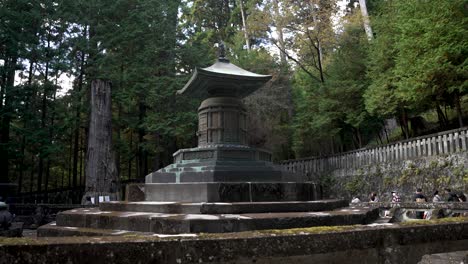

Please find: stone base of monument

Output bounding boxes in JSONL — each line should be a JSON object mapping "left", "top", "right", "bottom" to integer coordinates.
{"left": 145, "top": 145, "right": 302, "bottom": 184}
{"left": 37, "top": 201, "right": 379, "bottom": 236}
{"left": 37, "top": 145, "right": 382, "bottom": 237}
{"left": 143, "top": 182, "right": 320, "bottom": 202}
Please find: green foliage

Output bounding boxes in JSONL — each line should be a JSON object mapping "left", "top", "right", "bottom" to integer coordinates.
{"left": 365, "top": 0, "right": 467, "bottom": 137}
{"left": 1, "top": 0, "right": 467, "bottom": 197}
{"left": 291, "top": 10, "right": 382, "bottom": 156}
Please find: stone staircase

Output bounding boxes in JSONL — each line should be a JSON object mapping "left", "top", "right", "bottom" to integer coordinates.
{"left": 38, "top": 200, "right": 379, "bottom": 236}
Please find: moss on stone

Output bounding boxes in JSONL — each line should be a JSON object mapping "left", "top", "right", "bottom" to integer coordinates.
{"left": 399, "top": 216, "right": 468, "bottom": 226}
{"left": 258, "top": 225, "right": 357, "bottom": 235}
{"left": 0, "top": 237, "right": 42, "bottom": 245}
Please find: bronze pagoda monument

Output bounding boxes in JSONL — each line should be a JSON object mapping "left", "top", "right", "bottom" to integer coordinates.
{"left": 144, "top": 44, "right": 311, "bottom": 202}
{"left": 37, "top": 45, "right": 377, "bottom": 236}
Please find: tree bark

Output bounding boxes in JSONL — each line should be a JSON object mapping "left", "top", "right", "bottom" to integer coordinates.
{"left": 436, "top": 104, "right": 448, "bottom": 128}
{"left": 400, "top": 108, "right": 410, "bottom": 139}
{"left": 239, "top": 0, "right": 250, "bottom": 51}
{"left": 272, "top": 0, "right": 286, "bottom": 67}
{"left": 82, "top": 80, "right": 119, "bottom": 204}
{"left": 18, "top": 59, "right": 35, "bottom": 194}
{"left": 138, "top": 101, "right": 148, "bottom": 179}
{"left": 73, "top": 27, "right": 87, "bottom": 187}
{"left": 358, "top": 0, "right": 373, "bottom": 41}
{"left": 0, "top": 55, "right": 17, "bottom": 185}
{"left": 454, "top": 92, "right": 464, "bottom": 128}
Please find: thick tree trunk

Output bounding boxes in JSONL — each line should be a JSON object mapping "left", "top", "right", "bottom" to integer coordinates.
{"left": 73, "top": 43, "right": 86, "bottom": 188}
{"left": 382, "top": 121, "right": 390, "bottom": 143}
{"left": 400, "top": 109, "right": 410, "bottom": 139}
{"left": 0, "top": 55, "right": 17, "bottom": 185}
{"left": 273, "top": 0, "right": 287, "bottom": 67}
{"left": 436, "top": 104, "right": 448, "bottom": 128}
{"left": 239, "top": 0, "right": 250, "bottom": 51}
{"left": 315, "top": 40, "right": 325, "bottom": 83}
{"left": 30, "top": 156, "right": 35, "bottom": 193}
{"left": 18, "top": 59, "right": 36, "bottom": 194}
{"left": 454, "top": 92, "right": 464, "bottom": 128}
{"left": 358, "top": 0, "right": 373, "bottom": 41}
{"left": 138, "top": 101, "right": 148, "bottom": 179}
{"left": 38, "top": 59, "right": 50, "bottom": 197}
{"left": 82, "top": 80, "right": 119, "bottom": 204}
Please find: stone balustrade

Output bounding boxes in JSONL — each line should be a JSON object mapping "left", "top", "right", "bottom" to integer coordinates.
{"left": 280, "top": 127, "right": 468, "bottom": 176}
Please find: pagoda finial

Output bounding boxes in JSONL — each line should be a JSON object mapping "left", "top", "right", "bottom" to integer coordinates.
{"left": 218, "top": 41, "right": 229, "bottom": 63}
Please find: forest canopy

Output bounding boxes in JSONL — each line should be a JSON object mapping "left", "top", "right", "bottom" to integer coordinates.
{"left": 0, "top": 0, "right": 466, "bottom": 195}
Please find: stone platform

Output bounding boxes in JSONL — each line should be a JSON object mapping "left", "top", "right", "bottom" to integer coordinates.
{"left": 143, "top": 182, "right": 320, "bottom": 202}
{"left": 37, "top": 200, "right": 379, "bottom": 236}
{"left": 8, "top": 218, "right": 468, "bottom": 264}
{"left": 145, "top": 146, "right": 301, "bottom": 184}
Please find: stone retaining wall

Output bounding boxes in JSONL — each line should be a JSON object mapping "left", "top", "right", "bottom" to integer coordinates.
{"left": 324, "top": 152, "right": 468, "bottom": 201}
{"left": 281, "top": 127, "right": 468, "bottom": 174}
{"left": 8, "top": 204, "right": 94, "bottom": 228}
{"left": 0, "top": 218, "right": 467, "bottom": 264}
{"left": 279, "top": 128, "right": 468, "bottom": 201}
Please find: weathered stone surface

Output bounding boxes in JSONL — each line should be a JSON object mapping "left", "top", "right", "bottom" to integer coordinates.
{"left": 37, "top": 222, "right": 154, "bottom": 237}
{"left": 0, "top": 222, "right": 23, "bottom": 237}
{"left": 144, "top": 182, "right": 320, "bottom": 202}
{"left": 198, "top": 199, "right": 347, "bottom": 214}
{"left": 146, "top": 146, "right": 300, "bottom": 184}
{"left": 43, "top": 206, "right": 378, "bottom": 234}
{"left": 353, "top": 202, "right": 468, "bottom": 210}
{"left": 99, "top": 199, "right": 347, "bottom": 214}
{"left": 7, "top": 204, "right": 95, "bottom": 228}
{"left": 125, "top": 184, "right": 145, "bottom": 202}
{"left": 418, "top": 250, "right": 468, "bottom": 264}
{"left": 318, "top": 152, "right": 468, "bottom": 202}
{"left": 7, "top": 219, "right": 468, "bottom": 264}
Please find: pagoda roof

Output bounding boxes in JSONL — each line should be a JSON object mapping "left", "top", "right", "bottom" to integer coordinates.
{"left": 177, "top": 60, "right": 272, "bottom": 99}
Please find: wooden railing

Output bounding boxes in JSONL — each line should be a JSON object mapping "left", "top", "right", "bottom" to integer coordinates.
{"left": 279, "top": 127, "right": 468, "bottom": 175}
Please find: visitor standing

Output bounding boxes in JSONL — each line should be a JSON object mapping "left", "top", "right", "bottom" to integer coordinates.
{"left": 369, "top": 192, "right": 379, "bottom": 202}
{"left": 413, "top": 188, "right": 427, "bottom": 219}
{"left": 391, "top": 191, "right": 401, "bottom": 203}
{"left": 413, "top": 188, "right": 427, "bottom": 202}
{"left": 351, "top": 196, "right": 361, "bottom": 203}
{"left": 0, "top": 202, "right": 13, "bottom": 230}
{"left": 458, "top": 192, "right": 467, "bottom": 202}
{"left": 432, "top": 190, "right": 443, "bottom": 202}
{"left": 445, "top": 188, "right": 458, "bottom": 202}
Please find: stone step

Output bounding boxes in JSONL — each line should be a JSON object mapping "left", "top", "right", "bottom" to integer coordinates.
{"left": 54, "top": 207, "right": 379, "bottom": 234}
{"left": 144, "top": 182, "right": 320, "bottom": 202}
{"left": 418, "top": 250, "right": 468, "bottom": 264}
{"left": 162, "top": 166, "right": 279, "bottom": 173}
{"left": 162, "top": 160, "right": 269, "bottom": 169}
{"left": 146, "top": 170, "right": 289, "bottom": 183}
{"left": 146, "top": 170, "right": 302, "bottom": 184}
{"left": 100, "top": 202, "right": 202, "bottom": 214}
{"left": 37, "top": 222, "right": 155, "bottom": 237}
{"left": 99, "top": 199, "right": 348, "bottom": 214}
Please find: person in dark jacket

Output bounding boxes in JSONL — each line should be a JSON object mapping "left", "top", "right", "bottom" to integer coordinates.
{"left": 413, "top": 188, "right": 427, "bottom": 202}
{"left": 445, "top": 188, "right": 458, "bottom": 202}
{"left": 413, "top": 188, "right": 427, "bottom": 219}
{"left": 369, "top": 192, "right": 379, "bottom": 202}
{"left": 458, "top": 193, "right": 467, "bottom": 202}
{"left": 0, "top": 202, "right": 13, "bottom": 230}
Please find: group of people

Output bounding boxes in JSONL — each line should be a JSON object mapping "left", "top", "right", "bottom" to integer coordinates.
{"left": 388, "top": 188, "right": 467, "bottom": 203}
{"left": 405, "top": 188, "right": 467, "bottom": 203}
{"left": 351, "top": 188, "right": 467, "bottom": 203}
